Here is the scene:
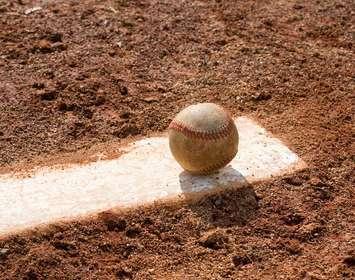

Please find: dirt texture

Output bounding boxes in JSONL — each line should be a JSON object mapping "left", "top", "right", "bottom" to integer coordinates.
{"left": 0, "top": 0, "right": 354, "bottom": 279}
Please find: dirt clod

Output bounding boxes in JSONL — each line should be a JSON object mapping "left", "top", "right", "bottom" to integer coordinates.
{"left": 0, "top": 248, "right": 9, "bottom": 260}
{"left": 343, "top": 255, "right": 355, "bottom": 267}
{"left": 297, "top": 223, "right": 325, "bottom": 242}
{"left": 32, "top": 82, "right": 45, "bottom": 90}
{"left": 284, "top": 176, "right": 303, "bottom": 186}
{"left": 47, "top": 33, "right": 63, "bottom": 43}
{"left": 198, "top": 229, "right": 229, "bottom": 250}
{"left": 232, "top": 254, "right": 253, "bottom": 267}
{"left": 116, "top": 124, "right": 139, "bottom": 138}
{"left": 116, "top": 267, "right": 133, "bottom": 280}
{"left": 98, "top": 212, "right": 127, "bottom": 231}
{"left": 125, "top": 225, "right": 142, "bottom": 238}
{"left": 51, "top": 241, "right": 76, "bottom": 251}
{"left": 251, "top": 92, "right": 272, "bottom": 102}
{"left": 119, "top": 85, "right": 129, "bottom": 96}
{"left": 281, "top": 213, "right": 305, "bottom": 226}
{"left": 39, "top": 91, "right": 57, "bottom": 101}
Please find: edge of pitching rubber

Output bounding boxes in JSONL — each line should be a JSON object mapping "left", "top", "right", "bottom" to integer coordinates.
{"left": 0, "top": 159, "right": 306, "bottom": 239}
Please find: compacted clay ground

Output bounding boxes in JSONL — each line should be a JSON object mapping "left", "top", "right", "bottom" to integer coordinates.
{"left": 0, "top": 0, "right": 354, "bottom": 279}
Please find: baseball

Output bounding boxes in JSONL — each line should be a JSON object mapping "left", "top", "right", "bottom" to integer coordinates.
{"left": 168, "top": 103, "right": 239, "bottom": 175}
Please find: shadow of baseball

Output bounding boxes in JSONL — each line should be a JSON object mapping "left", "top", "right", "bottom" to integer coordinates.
{"left": 178, "top": 166, "right": 259, "bottom": 227}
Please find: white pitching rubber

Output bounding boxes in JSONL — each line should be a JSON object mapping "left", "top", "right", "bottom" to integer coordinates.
{"left": 0, "top": 117, "right": 306, "bottom": 236}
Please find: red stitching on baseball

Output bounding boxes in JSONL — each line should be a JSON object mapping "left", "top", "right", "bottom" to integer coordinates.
{"left": 168, "top": 118, "right": 234, "bottom": 141}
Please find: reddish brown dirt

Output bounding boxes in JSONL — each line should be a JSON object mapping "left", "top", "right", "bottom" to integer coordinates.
{"left": 0, "top": 0, "right": 354, "bottom": 279}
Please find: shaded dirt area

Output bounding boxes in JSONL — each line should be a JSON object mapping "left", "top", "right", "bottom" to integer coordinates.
{"left": 0, "top": 0, "right": 354, "bottom": 279}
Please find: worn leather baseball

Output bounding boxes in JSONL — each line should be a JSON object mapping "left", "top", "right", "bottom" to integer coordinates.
{"left": 168, "top": 103, "right": 239, "bottom": 175}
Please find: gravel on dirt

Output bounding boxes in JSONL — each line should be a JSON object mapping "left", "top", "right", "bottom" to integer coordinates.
{"left": 0, "top": 0, "right": 354, "bottom": 279}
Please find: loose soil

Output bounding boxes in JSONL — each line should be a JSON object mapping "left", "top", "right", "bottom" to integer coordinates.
{"left": 0, "top": 0, "right": 354, "bottom": 279}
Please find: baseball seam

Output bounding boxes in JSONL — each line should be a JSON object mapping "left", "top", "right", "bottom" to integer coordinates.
{"left": 168, "top": 118, "right": 234, "bottom": 141}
